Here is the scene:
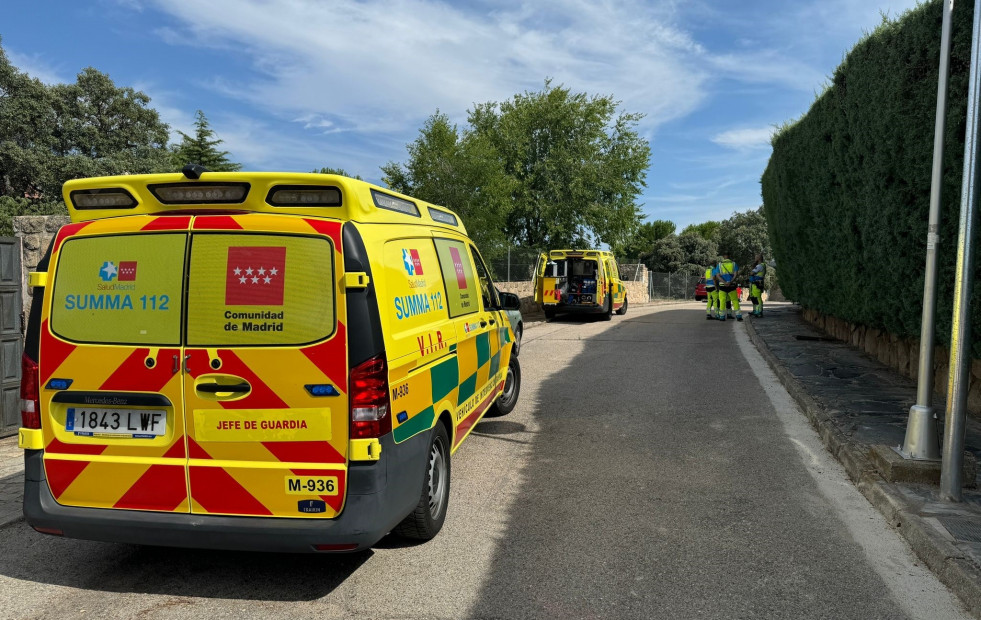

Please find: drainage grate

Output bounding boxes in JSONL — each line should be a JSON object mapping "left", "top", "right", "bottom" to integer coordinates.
{"left": 938, "top": 516, "right": 981, "bottom": 543}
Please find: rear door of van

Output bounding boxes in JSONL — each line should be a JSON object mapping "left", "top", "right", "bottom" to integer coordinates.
{"left": 43, "top": 219, "right": 192, "bottom": 513}
{"left": 182, "top": 215, "right": 349, "bottom": 519}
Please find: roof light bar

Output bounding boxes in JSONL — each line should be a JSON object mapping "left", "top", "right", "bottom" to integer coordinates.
{"left": 371, "top": 189, "right": 419, "bottom": 217}
{"left": 428, "top": 207, "right": 458, "bottom": 226}
{"left": 148, "top": 182, "right": 249, "bottom": 205}
{"left": 69, "top": 188, "right": 137, "bottom": 210}
{"left": 267, "top": 185, "right": 342, "bottom": 207}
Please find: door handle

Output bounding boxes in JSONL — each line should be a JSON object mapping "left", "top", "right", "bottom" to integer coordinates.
{"left": 197, "top": 382, "right": 251, "bottom": 394}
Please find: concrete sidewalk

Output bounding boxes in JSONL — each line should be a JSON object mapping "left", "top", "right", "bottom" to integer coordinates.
{"left": 0, "top": 435, "right": 24, "bottom": 529}
{"left": 747, "top": 303, "right": 981, "bottom": 618}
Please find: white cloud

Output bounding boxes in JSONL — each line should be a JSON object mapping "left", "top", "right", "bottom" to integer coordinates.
{"left": 139, "top": 0, "right": 709, "bottom": 134}
{"left": 5, "top": 50, "right": 65, "bottom": 85}
{"left": 711, "top": 127, "right": 774, "bottom": 151}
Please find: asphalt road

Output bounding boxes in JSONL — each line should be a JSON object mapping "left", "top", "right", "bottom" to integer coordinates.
{"left": 0, "top": 303, "right": 971, "bottom": 619}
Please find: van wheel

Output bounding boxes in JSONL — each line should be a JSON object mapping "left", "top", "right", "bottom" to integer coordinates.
{"left": 616, "top": 296, "right": 628, "bottom": 316}
{"left": 489, "top": 355, "right": 521, "bottom": 416}
{"left": 601, "top": 295, "right": 613, "bottom": 321}
{"left": 544, "top": 307, "right": 556, "bottom": 321}
{"left": 395, "top": 423, "right": 450, "bottom": 541}
{"left": 512, "top": 324, "right": 522, "bottom": 356}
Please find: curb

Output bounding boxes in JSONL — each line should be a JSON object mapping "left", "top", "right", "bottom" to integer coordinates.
{"left": 744, "top": 317, "right": 981, "bottom": 618}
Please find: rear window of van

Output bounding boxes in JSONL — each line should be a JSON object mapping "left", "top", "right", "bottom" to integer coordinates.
{"left": 186, "top": 234, "right": 335, "bottom": 346}
{"left": 51, "top": 234, "right": 187, "bottom": 345}
{"left": 50, "top": 232, "right": 336, "bottom": 347}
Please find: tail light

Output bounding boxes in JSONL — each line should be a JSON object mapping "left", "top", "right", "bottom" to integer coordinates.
{"left": 350, "top": 354, "right": 391, "bottom": 439}
{"left": 21, "top": 353, "right": 40, "bottom": 429}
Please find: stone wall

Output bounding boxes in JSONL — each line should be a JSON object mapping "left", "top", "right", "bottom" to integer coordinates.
{"left": 802, "top": 308, "right": 981, "bottom": 416}
{"left": 14, "top": 215, "right": 70, "bottom": 329}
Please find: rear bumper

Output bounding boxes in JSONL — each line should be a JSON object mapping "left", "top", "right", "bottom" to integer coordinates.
{"left": 543, "top": 302, "right": 605, "bottom": 314}
{"left": 22, "top": 432, "right": 427, "bottom": 553}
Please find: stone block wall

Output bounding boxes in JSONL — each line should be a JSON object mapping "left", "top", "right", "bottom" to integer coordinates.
{"left": 802, "top": 308, "right": 981, "bottom": 417}
{"left": 14, "top": 215, "right": 70, "bottom": 330}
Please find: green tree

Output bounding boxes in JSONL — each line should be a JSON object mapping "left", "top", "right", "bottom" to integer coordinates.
{"left": 312, "top": 166, "right": 363, "bottom": 180}
{"left": 619, "top": 219, "right": 676, "bottom": 258}
{"left": 170, "top": 110, "right": 241, "bottom": 172}
{"left": 678, "top": 231, "right": 719, "bottom": 272}
{"left": 680, "top": 220, "right": 721, "bottom": 242}
{"left": 644, "top": 235, "right": 684, "bottom": 272}
{"left": 717, "top": 207, "right": 770, "bottom": 279}
{"left": 384, "top": 82, "right": 651, "bottom": 254}
{"left": 469, "top": 81, "right": 649, "bottom": 249}
{"left": 382, "top": 112, "right": 514, "bottom": 254}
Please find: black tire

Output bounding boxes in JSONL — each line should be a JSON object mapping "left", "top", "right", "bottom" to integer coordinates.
{"left": 489, "top": 355, "right": 521, "bottom": 416}
{"left": 544, "top": 306, "right": 556, "bottom": 321}
{"left": 601, "top": 295, "right": 613, "bottom": 321}
{"left": 512, "top": 324, "right": 522, "bottom": 356}
{"left": 394, "top": 423, "right": 450, "bottom": 541}
{"left": 616, "top": 296, "right": 628, "bottom": 316}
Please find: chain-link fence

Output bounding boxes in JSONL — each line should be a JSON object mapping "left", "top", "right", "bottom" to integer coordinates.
{"left": 648, "top": 268, "right": 702, "bottom": 300}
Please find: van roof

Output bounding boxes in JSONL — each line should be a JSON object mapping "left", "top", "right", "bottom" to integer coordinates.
{"left": 547, "top": 249, "right": 613, "bottom": 259}
{"left": 61, "top": 171, "right": 467, "bottom": 234}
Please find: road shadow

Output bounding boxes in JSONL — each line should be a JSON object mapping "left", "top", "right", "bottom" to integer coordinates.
{"left": 0, "top": 521, "right": 369, "bottom": 601}
{"left": 465, "top": 306, "right": 907, "bottom": 619}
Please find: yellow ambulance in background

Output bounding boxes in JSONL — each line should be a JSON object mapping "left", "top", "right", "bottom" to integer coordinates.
{"left": 534, "top": 249, "right": 628, "bottom": 321}
{"left": 18, "top": 167, "right": 521, "bottom": 552}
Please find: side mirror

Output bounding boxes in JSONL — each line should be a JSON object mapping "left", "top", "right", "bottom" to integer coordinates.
{"left": 499, "top": 292, "right": 521, "bottom": 311}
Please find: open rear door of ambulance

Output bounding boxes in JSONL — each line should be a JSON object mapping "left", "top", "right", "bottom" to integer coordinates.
{"left": 181, "top": 215, "right": 349, "bottom": 519}
{"left": 41, "top": 222, "right": 191, "bottom": 514}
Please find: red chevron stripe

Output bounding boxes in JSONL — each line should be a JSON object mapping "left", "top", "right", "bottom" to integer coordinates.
{"left": 187, "top": 436, "right": 212, "bottom": 460}
{"left": 263, "top": 440, "right": 344, "bottom": 465}
{"left": 45, "top": 437, "right": 107, "bottom": 456}
{"left": 113, "top": 464, "right": 187, "bottom": 511}
{"left": 302, "top": 218, "right": 343, "bottom": 247}
{"left": 44, "top": 459, "right": 90, "bottom": 499}
{"left": 300, "top": 322, "right": 347, "bottom": 391}
{"left": 210, "top": 350, "right": 289, "bottom": 409}
{"left": 99, "top": 348, "right": 179, "bottom": 392}
{"left": 141, "top": 216, "right": 192, "bottom": 231}
{"left": 192, "top": 215, "right": 242, "bottom": 230}
{"left": 51, "top": 222, "right": 91, "bottom": 253}
{"left": 39, "top": 321, "right": 77, "bottom": 385}
{"left": 189, "top": 466, "right": 272, "bottom": 515}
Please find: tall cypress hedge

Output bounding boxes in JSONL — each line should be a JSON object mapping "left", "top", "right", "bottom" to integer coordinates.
{"left": 761, "top": 0, "right": 981, "bottom": 355}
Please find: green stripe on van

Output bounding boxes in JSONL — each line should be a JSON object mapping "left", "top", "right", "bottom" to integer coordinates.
{"left": 476, "top": 331, "right": 490, "bottom": 367}
{"left": 431, "top": 356, "right": 459, "bottom": 403}
{"left": 394, "top": 406, "right": 435, "bottom": 443}
{"left": 458, "top": 372, "right": 477, "bottom": 405}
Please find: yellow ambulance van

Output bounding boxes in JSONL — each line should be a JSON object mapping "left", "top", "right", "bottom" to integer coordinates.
{"left": 18, "top": 167, "right": 521, "bottom": 552}
{"left": 534, "top": 249, "right": 627, "bottom": 320}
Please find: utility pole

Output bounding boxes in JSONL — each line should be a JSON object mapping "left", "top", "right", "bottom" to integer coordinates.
{"left": 941, "top": 0, "right": 981, "bottom": 501}
{"left": 899, "top": 0, "right": 955, "bottom": 461}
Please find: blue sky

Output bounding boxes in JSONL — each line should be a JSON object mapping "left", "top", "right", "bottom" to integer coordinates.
{"left": 3, "top": 0, "right": 923, "bottom": 231}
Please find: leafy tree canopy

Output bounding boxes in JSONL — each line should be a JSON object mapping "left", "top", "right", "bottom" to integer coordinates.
{"left": 383, "top": 81, "right": 651, "bottom": 256}
{"left": 717, "top": 207, "right": 770, "bottom": 273}
{"left": 618, "top": 219, "right": 676, "bottom": 258}
{"left": 313, "top": 166, "right": 363, "bottom": 180}
{"left": 170, "top": 110, "right": 240, "bottom": 172}
{"left": 680, "top": 220, "right": 721, "bottom": 242}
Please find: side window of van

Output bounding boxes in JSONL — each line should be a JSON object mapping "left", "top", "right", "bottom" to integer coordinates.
{"left": 434, "top": 238, "right": 479, "bottom": 317}
{"left": 469, "top": 246, "right": 499, "bottom": 310}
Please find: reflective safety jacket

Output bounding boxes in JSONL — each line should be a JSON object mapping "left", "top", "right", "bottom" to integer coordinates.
{"left": 717, "top": 259, "right": 737, "bottom": 284}
{"left": 704, "top": 267, "right": 716, "bottom": 289}
{"left": 750, "top": 262, "right": 766, "bottom": 284}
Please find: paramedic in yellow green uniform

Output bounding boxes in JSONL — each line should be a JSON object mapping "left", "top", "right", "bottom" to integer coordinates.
{"left": 749, "top": 254, "right": 766, "bottom": 317}
{"left": 704, "top": 265, "right": 717, "bottom": 320}
{"left": 715, "top": 253, "right": 742, "bottom": 322}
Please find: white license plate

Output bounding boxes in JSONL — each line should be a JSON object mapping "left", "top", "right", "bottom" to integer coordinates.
{"left": 66, "top": 407, "right": 166, "bottom": 438}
